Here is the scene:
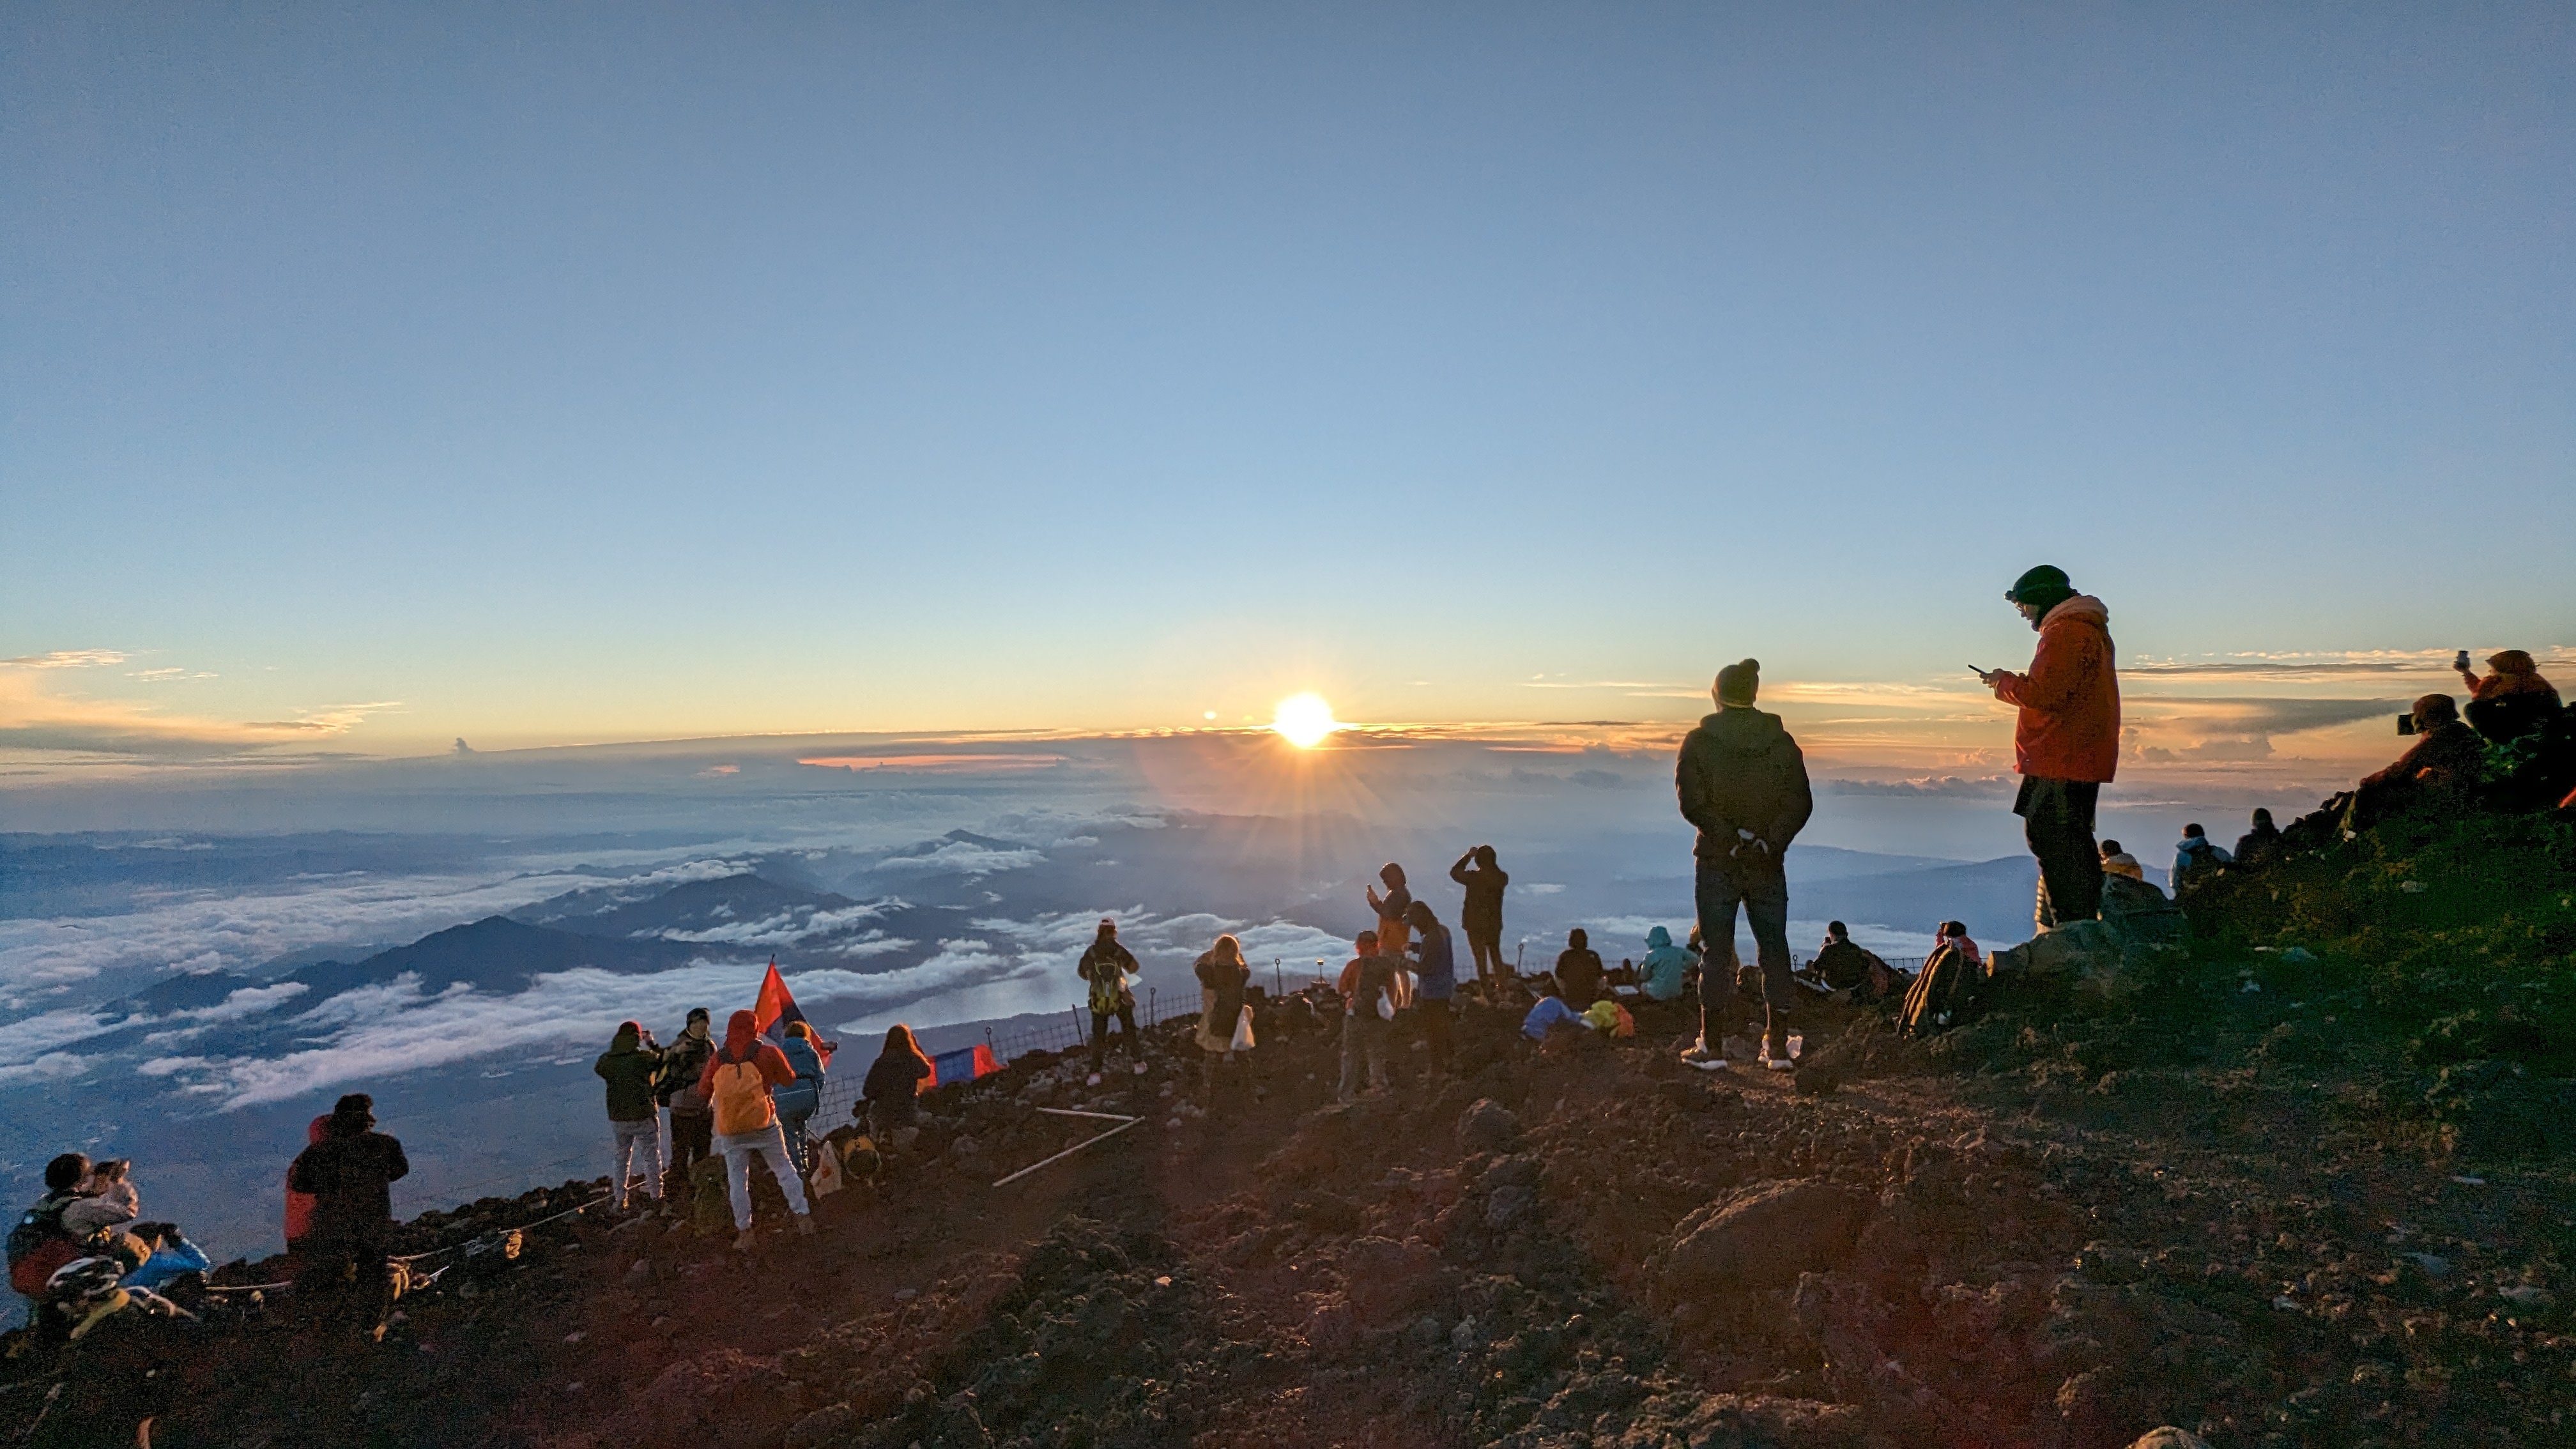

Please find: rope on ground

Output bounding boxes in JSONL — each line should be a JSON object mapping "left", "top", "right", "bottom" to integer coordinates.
{"left": 205, "top": 1190, "right": 610, "bottom": 1294}
{"left": 991, "top": 1109, "right": 1144, "bottom": 1188}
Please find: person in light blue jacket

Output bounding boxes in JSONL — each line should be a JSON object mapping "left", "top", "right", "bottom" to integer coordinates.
{"left": 774, "top": 1022, "right": 832, "bottom": 1176}
{"left": 2171, "top": 823, "right": 2232, "bottom": 886}
{"left": 1636, "top": 925, "right": 1697, "bottom": 1002}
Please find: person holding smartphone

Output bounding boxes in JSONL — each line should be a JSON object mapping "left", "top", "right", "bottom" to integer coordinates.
{"left": 1975, "top": 565, "right": 2120, "bottom": 929}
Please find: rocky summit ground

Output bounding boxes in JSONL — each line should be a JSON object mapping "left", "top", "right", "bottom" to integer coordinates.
{"left": 8, "top": 822, "right": 2575, "bottom": 1449}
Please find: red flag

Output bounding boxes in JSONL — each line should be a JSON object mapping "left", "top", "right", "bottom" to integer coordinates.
{"left": 751, "top": 960, "right": 832, "bottom": 1068}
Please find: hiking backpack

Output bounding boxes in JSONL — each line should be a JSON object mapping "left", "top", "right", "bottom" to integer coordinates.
{"left": 708, "top": 1057, "right": 776, "bottom": 1136}
{"left": 1896, "top": 943, "right": 1978, "bottom": 1040}
{"left": 8, "top": 1195, "right": 82, "bottom": 1297}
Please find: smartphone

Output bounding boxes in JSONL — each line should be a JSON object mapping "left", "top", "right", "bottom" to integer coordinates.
{"left": 2453, "top": 650, "right": 2472, "bottom": 672}
{"left": 2397, "top": 712, "right": 2418, "bottom": 736}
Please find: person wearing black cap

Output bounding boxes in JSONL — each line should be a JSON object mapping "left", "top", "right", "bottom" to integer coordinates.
{"left": 1675, "top": 659, "right": 1813, "bottom": 1070}
{"left": 1977, "top": 565, "right": 2120, "bottom": 928}
{"left": 286, "top": 1093, "right": 410, "bottom": 1334}
{"left": 658, "top": 1006, "right": 717, "bottom": 1201}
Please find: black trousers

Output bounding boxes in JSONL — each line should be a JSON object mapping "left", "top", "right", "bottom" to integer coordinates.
{"left": 1089, "top": 1003, "right": 1138, "bottom": 1070}
{"left": 668, "top": 1108, "right": 713, "bottom": 1193}
{"left": 2016, "top": 776, "right": 2103, "bottom": 926}
{"left": 1463, "top": 923, "right": 1505, "bottom": 981}
{"left": 300, "top": 1231, "right": 393, "bottom": 1329}
{"left": 1418, "top": 997, "right": 1453, "bottom": 1072}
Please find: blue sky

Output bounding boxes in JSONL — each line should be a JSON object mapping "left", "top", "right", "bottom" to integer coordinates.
{"left": 4, "top": 2, "right": 2569, "bottom": 761}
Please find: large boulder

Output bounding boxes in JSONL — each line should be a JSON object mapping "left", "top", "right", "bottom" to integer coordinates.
{"left": 1665, "top": 1179, "right": 1873, "bottom": 1293}
{"left": 1988, "top": 918, "right": 2158, "bottom": 999}
{"left": 1455, "top": 1098, "right": 1523, "bottom": 1154}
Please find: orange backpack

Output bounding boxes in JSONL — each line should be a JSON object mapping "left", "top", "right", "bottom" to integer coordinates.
{"left": 709, "top": 1057, "right": 775, "bottom": 1135}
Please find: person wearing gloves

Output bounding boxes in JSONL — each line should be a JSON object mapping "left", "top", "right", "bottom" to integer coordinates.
{"left": 1676, "top": 658, "right": 1814, "bottom": 1071}
{"left": 1977, "top": 565, "right": 2120, "bottom": 929}
{"left": 696, "top": 1009, "right": 815, "bottom": 1251}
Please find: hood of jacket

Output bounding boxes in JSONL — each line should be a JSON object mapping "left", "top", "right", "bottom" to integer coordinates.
{"left": 611, "top": 1021, "right": 641, "bottom": 1053}
{"left": 1694, "top": 706, "right": 1791, "bottom": 756}
{"left": 723, "top": 1009, "right": 760, "bottom": 1061}
{"left": 1644, "top": 926, "right": 1673, "bottom": 949}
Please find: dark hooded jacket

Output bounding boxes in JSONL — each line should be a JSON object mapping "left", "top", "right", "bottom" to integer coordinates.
{"left": 286, "top": 1108, "right": 410, "bottom": 1241}
{"left": 594, "top": 1022, "right": 664, "bottom": 1123}
{"left": 1675, "top": 707, "right": 1814, "bottom": 871}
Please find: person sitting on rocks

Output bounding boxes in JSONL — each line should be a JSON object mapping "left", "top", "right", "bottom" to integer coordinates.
{"left": 2231, "top": 809, "right": 2285, "bottom": 871}
{"left": 1554, "top": 928, "right": 1605, "bottom": 1007}
{"left": 2170, "top": 824, "right": 2231, "bottom": 887}
{"left": 2350, "top": 694, "right": 2486, "bottom": 830}
{"left": 1934, "top": 921, "right": 1981, "bottom": 972}
{"left": 61, "top": 1157, "right": 140, "bottom": 1240}
{"left": 1802, "top": 921, "right": 1905, "bottom": 1004}
{"left": 1634, "top": 926, "right": 1696, "bottom": 1003}
{"left": 861, "top": 1023, "right": 934, "bottom": 1140}
{"left": 119, "top": 1222, "right": 210, "bottom": 1295}
{"left": 2459, "top": 649, "right": 2561, "bottom": 745}
{"left": 2097, "top": 839, "right": 2146, "bottom": 880}
{"left": 2098, "top": 864, "right": 2188, "bottom": 945}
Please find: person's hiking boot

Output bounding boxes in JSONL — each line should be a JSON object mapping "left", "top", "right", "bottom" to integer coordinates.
{"left": 794, "top": 1216, "right": 816, "bottom": 1238}
{"left": 733, "top": 1227, "right": 757, "bottom": 1253}
{"left": 1679, "top": 1039, "right": 1728, "bottom": 1071}
{"left": 1131, "top": 1059, "right": 1149, "bottom": 1075}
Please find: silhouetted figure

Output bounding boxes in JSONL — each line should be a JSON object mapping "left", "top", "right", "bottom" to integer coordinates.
{"left": 286, "top": 1094, "right": 409, "bottom": 1336}
{"left": 1367, "top": 864, "right": 1414, "bottom": 956}
{"left": 1554, "top": 928, "right": 1605, "bottom": 1008}
{"left": 2350, "top": 694, "right": 2485, "bottom": 830}
{"left": 2171, "top": 824, "right": 2230, "bottom": 886}
{"left": 1676, "top": 658, "right": 1814, "bottom": 1070}
{"left": 2232, "top": 809, "right": 2284, "bottom": 870}
{"left": 1448, "top": 846, "right": 1511, "bottom": 985}
{"left": 1077, "top": 919, "right": 1144, "bottom": 1085}
{"left": 2459, "top": 650, "right": 2561, "bottom": 745}
{"left": 862, "top": 1024, "right": 933, "bottom": 1138}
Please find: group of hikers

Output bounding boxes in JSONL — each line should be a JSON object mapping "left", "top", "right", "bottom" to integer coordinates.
{"left": 17, "top": 562, "right": 2563, "bottom": 1352}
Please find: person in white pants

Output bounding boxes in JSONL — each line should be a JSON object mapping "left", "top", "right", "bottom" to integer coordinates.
{"left": 696, "top": 1009, "right": 816, "bottom": 1250}
{"left": 594, "top": 1020, "right": 666, "bottom": 1212}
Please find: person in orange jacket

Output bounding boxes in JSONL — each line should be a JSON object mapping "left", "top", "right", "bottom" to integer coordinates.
{"left": 696, "top": 1009, "right": 814, "bottom": 1250}
{"left": 1977, "top": 565, "right": 2120, "bottom": 928}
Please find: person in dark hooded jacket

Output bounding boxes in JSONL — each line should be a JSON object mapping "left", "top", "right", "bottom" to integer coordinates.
{"left": 2232, "top": 809, "right": 2284, "bottom": 871}
{"left": 595, "top": 1020, "right": 664, "bottom": 1211}
{"left": 1676, "top": 659, "right": 1814, "bottom": 1070}
{"left": 286, "top": 1094, "right": 408, "bottom": 1331}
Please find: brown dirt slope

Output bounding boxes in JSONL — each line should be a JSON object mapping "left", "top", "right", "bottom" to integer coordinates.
{"left": 8, "top": 938, "right": 2572, "bottom": 1449}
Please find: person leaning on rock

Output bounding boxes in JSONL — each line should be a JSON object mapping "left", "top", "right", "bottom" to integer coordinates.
{"left": 1977, "top": 565, "right": 2120, "bottom": 929}
{"left": 1676, "top": 658, "right": 1814, "bottom": 1071}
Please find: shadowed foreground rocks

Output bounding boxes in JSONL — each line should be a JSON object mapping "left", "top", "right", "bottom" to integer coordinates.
{"left": 7, "top": 933, "right": 2572, "bottom": 1448}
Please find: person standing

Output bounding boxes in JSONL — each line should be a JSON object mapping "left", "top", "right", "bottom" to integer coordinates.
{"left": 696, "top": 1010, "right": 814, "bottom": 1251}
{"left": 1406, "top": 901, "right": 1457, "bottom": 1075}
{"left": 1335, "top": 931, "right": 1396, "bottom": 1100}
{"left": 1192, "top": 933, "right": 1254, "bottom": 1104}
{"left": 1977, "top": 565, "right": 2120, "bottom": 929}
{"left": 594, "top": 1020, "right": 665, "bottom": 1213}
{"left": 657, "top": 1007, "right": 717, "bottom": 1201}
{"left": 1365, "top": 864, "right": 1414, "bottom": 957}
{"left": 1077, "top": 919, "right": 1146, "bottom": 1085}
{"left": 862, "top": 1024, "right": 935, "bottom": 1140}
{"left": 285, "top": 1094, "right": 410, "bottom": 1335}
{"left": 1448, "top": 846, "right": 1510, "bottom": 985}
{"left": 1676, "top": 658, "right": 1814, "bottom": 1071}
{"left": 774, "top": 1022, "right": 831, "bottom": 1176}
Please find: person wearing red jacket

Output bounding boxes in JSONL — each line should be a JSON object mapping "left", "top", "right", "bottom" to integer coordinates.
{"left": 697, "top": 1009, "right": 815, "bottom": 1250}
{"left": 1979, "top": 565, "right": 2120, "bottom": 928}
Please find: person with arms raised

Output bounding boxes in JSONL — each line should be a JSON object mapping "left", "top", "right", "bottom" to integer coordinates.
{"left": 1448, "top": 847, "right": 1511, "bottom": 986}
{"left": 1676, "top": 659, "right": 1814, "bottom": 1071}
{"left": 1977, "top": 565, "right": 2119, "bottom": 928}
{"left": 595, "top": 1020, "right": 665, "bottom": 1213}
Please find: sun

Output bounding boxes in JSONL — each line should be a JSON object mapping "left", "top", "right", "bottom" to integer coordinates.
{"left": 1271, "top": 693, "right": 1341, "bottom": 748}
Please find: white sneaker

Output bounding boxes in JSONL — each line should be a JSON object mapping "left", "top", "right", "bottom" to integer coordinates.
{"left": 1132, "top": 1060, "right": 1149, "bottom": 1075}
{"left": 1679, "top": 1041, "right": 1728, "bottom": 1071}
{"left": 1763, "top": 1055, "right": 1795, "bottom": 1071}
{"left": 733, "top": 1228, "right": 757, "bottom": 1252}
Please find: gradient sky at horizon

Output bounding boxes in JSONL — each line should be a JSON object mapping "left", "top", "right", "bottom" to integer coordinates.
{"left": 4, "top": 3, "right": 2570, "bottom": 766}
